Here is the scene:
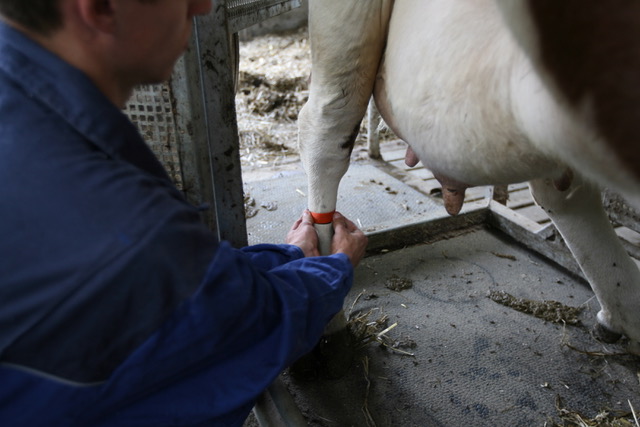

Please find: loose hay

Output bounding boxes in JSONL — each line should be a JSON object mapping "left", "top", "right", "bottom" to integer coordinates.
{"left": 236, "top": 27, "right": 399, "bottom": 171}
{"left": 244, "top": 194, "right": 259, "bottom": 219}
{"left": 384, "top": 274, "right": 413, "bottom": 292}
{"left": 238, "top": 71, "right": 307, "bottom": 120}
{"left": 360, "top": 356, "right": 377, "bottom": 427}
{"left": 489, "top": 290, "right": 583, "bottom": 325}
{"left": 550, "top": 396, "right": 637, "bottom": 427}
{"left": 348, "top": 307, "right": 389, "bottom": 349}
{"left": 236, "top": 28, "right": 310, "bottom": 169}
{"left": 243, "top": 192, "right": 278, "bottom": 219}
{"left": 347, "top": 291, "right": 416, "bottom": 357}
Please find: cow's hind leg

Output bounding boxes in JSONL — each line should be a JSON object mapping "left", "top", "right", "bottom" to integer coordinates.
{"left": 294, "top": 0, "right": 392, "bottom": 378}
{"left": 298, "top": 0, "right": 392, "bottom": 251}
{"left": 529, "top": 176, "right": 640, "bottom": 352}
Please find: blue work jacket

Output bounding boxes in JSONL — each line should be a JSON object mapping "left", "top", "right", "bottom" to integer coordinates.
{"left": 0, "top": 21, "right": 353, "bottom": 426}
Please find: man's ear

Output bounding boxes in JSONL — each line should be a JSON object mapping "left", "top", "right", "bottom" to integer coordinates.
{"left": 76, "top": 0, "right": 116, "bottom": 34}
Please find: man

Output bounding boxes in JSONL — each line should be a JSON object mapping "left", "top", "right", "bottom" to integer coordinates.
{"left": 0, "top": 0, "right": 368, "bottom": 425}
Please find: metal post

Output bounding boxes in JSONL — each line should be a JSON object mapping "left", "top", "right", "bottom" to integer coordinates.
{"left": 194, "top": 3, "right": 247, "bottom": 246}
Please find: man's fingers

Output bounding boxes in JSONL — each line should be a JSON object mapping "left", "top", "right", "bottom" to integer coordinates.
{"left": 344, "top": 218, "right": 358, "bottom": 232}
{"left": 291, "top": 210, "right": 315, "bottom": 231}
{"left": 333, "top": 211, "right": 358, "bottom": 233}
{"left": 332, "top": 212, "right": 344, "bottom": 231}
{"left": 290, "top": 217, "right": 303, "bottom": 230}
{"left": 301, "top": 209, "right": 315, "bottom": 225}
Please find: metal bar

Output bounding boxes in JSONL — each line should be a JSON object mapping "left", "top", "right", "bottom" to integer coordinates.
{"left": 253, "top": 377, "right": 308, "bottom": 426}
{"left": 367, "top": 98, "right": 381, "bottom": 160}
{"left": 200, "top": 2, "right": 308, "bottom": 424}
{"left": 186, "top": 2, "right": 247, "bottom": 246}
{"left": 167, "top": 52, "right": 217, "bottom": 232}
{"left": 227, "top": 0, "right": 302, "bottom": 33}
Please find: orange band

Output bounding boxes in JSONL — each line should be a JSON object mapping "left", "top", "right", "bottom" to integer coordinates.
{"left": 310, "top": 211, "right": 335, "bottom": 224}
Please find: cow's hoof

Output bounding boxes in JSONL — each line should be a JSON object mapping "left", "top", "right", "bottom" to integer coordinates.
{"left": 591, "top": 321, "right": 622, "bottom": 344}
{"left": 289, "top": 328, "right": 356, "bottom": 380}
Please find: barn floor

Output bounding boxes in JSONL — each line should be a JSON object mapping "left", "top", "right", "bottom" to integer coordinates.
{"left": 242, "top": 152, "right": 640, "bottom": 426}
{"left": 281, "top": 229, "right": 640, "bottom": 426}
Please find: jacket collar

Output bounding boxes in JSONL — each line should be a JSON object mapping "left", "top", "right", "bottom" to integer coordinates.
{"left": 0, "top": 21, "right": 170, "bottom": 181}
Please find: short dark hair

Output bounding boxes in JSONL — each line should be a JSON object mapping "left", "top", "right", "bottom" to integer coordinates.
{"left": 0, "top": 0, "right": 62, "bottom": 35}
{"left": 0, "top": 0, "right": 163, "bottom": 35}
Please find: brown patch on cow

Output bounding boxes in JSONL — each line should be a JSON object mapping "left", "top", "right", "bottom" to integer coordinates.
{"left": 527, "top": 1, "right": 640, "bottom": 181}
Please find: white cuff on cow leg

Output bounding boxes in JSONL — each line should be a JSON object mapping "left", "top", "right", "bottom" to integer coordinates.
{"left": 315, "top": 222, "right": 334, "bottom": 256}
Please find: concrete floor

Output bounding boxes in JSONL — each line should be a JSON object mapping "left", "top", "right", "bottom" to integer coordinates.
{"left": 244, "top": 164, "right": 451, "bottom": 246}
{"left": 244, "top": 162, "right": 640, "bottom": 426}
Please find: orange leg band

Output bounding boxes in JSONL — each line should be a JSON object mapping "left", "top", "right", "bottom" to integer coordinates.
{"left": 310, "top": 211, "right": 335, "bottom": 224}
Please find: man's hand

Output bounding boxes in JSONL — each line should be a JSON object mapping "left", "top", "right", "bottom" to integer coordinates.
{"left": 330, "top": 211, "right": 368, "bottom": 267}
{"left": 286, "top": 210, "right": 320, "bottom": 258}
{"left": 286, "top": 210, "right": 368, "bottom": 267}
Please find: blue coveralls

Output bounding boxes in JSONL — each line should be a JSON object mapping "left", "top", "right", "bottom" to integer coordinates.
{"left": 0, "top": 21, "right": 353, "bottom": 426}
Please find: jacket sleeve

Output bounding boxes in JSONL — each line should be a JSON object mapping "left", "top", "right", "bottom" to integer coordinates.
{"left": 239, "top": 243, "right": 306, "bottom": 270}
{"left": 81, "top": 241, "right": 354, "bottom": 426}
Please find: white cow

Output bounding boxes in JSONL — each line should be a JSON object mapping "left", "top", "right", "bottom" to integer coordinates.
{"left": 298, "top": 0, "right": 640, "bottom": 351}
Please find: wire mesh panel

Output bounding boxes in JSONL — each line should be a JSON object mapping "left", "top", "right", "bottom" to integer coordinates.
{"left": 122, "top": 0, "right": 301, "bottom": 245}
{"left": 124, "top": 84, "right": 183, "bottom": 190}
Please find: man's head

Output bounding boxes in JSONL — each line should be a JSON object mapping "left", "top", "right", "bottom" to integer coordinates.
{"left": 0, "top": 0, "right": 212, "bottom": 107}
{"left": 0, "top": 0, "right": 62, "bottom": 36}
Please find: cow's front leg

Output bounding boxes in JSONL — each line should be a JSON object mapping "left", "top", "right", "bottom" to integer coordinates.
{"left": 529, "top": 176, "right": 640, "bottom": 353}
{"left": 294, "top": 0, "right": 392, "bottom": 378}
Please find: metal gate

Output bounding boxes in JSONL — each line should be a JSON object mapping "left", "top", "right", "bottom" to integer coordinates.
{"left": 123, "top": 0, "right": 301, "bottom": 247}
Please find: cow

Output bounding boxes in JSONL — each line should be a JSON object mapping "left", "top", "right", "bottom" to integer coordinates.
{"left": 297, "top": 0, "right": 640, "bottom": 355}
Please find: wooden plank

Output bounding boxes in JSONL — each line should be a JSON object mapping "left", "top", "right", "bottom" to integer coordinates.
{"left": 383, "top": 150, "right": 408, "bottom": 163}
{"left": 505, "top": 188, "right": 535, "bottom": 210}
{"left": 386, "top": 158, "right": 411, "bottom": 171}
{"left": 508, "top": 182, "right": 529, "bottom": 191}
{"left": 512, "top": 204, "right": 550, "bottom": 225}
{"left": 487, "top": 201, "right": 584, "bottom": 279}
{"left": 616, "top": 226, "right": 640, "bottom": 260}
{"left": 366, "top": 206, "right": 489, "bottom": 255}
{"left": 604, "top": 191, "right": 640, "bottom": 233}
{"left": 404, "top": 167, "right": 432, "bottom": 180}
{"left": 465, "top": 186, "right": 491, "bottom": 203}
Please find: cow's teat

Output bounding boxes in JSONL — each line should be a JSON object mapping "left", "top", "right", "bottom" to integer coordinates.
{"left": 405, "top": 146, "right": 420, "bottom": 167}
{"left": 432, "top": 171, "right": 469, "bottom": 216}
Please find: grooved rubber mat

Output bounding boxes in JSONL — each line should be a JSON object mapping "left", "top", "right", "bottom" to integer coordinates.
{"left": 281, "top": 229, "right": 640, "bottom": 426}
{"left": 243, "top": 164, "right": 639, "bottom": 426}
{"left": 244, "top": 164, "right": 445, "bottom": 245}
